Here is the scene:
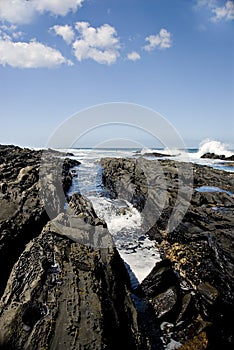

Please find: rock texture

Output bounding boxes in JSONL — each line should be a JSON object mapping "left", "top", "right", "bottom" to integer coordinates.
{"left": 101, "top": 157, "right": 234, "bottom": 349}
{"left": 1, "top": 146, "right": 234, "bottom": 349}
{"left": 0, "top": 146, "right": 154, "bottom": 350}
{"left": 0, "top": 146, "right": 79, "bottom": 297}
{"left": 0, "top": 220, "right": 145, "bottom": 350}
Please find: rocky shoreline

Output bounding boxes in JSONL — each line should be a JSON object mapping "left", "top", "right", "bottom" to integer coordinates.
{"left": 0, "top": 145, "right": 233, "bottom": 349}
{"left": 0, "top": 146, "right": 153, "bottom": 349}
{"left": 101, "top": 157, "right": 234, "bottom": 349}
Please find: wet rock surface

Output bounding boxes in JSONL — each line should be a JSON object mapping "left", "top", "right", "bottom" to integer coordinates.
{"left": 201, "top": 152, "right": 234, "bottom": 161}
{"left": 0, "top": 146, "right": 79, "bottom": 297}
{"left": 1, "top": 146, "right": 234, "bottom": 349}
{"left": 101, "top": 157, "right": 234, "bottom": 349}
{"left": 0, "top": 222, "right": 146, "bottom": 350}
{"left": 0, "top": 146, "right": 157, "bottom": 350}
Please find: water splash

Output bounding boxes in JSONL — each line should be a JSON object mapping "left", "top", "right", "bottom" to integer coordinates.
{"left": 197, "top": 139, "right": 233, "bottom": 158}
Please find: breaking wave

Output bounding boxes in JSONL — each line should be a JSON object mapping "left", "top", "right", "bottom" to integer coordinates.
{"left": 197, "top": 139, "right": 233, "bottom": 158}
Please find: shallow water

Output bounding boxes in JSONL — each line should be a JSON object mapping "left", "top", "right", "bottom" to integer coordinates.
{"left": 195, "top": 186, "right": 233, "bottom": 196}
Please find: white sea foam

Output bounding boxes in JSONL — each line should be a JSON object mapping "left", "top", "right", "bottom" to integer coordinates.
{"left": 91, "top": 196, "right": 160, "bottom": 284}
{"left": 197, "top": 139, "right": 233, "bottom": 158}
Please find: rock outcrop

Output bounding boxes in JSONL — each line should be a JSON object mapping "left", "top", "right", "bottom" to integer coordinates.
{"left": 0, "top": 146, "right": 79, "bottom": 297}
{"left": 201, "top": 152, "right": 234, "bottom": 161}
{"left": 2, "top": 146, "right": 234, "bottom": 349}
{"left": 0, "top": 219, "right": 145, "bottom": 350}
{"left": 0, "top": 146, "right": 154, "bottom": 350}
{"left": 101, "top": 157, "right": 234, "bottom": 349}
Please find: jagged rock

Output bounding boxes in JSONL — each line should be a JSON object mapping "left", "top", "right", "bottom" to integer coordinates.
{"left": 101, "top": 157, "right": 234, "bottom": 348}
{"left": 0, "top": 146, "right": 79, "bottom": 297}
{"left": 150, "top": 286, "right": 178, "bottom": 319}
{"left": 39, "top": 152, "right": 80, "bottom": 218}
{"left": 140, "top": 260, "right": 180, "bottom": 321}
{"left": 0, "top": 145, "right": 156, "bottom": 350}
{"left": 1, "top": 146, "right": 234, "bottom": 349}
{"left": 201, "top": 152, "right": 234, "bottom": 161}
{"left": 141, "top": 259, "right": 179, "bottom": 298}
{"left": 67, "top": 193, "right": 107, "bottom": 228}
{"left": 0, "top": 221, "right": 145, "bottom": 350}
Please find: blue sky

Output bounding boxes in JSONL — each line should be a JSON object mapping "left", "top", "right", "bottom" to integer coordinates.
{"left": 0, "top": 0, "right": 233, "bottom": 148}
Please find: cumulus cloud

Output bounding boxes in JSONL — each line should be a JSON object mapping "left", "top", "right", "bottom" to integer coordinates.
{"left": 127, "top": 51, "right": 141, "bottom": 61}
{"left": 144, "top": 29, "right": 172, "bottom": 51}
{"left": 0, "top": 0, "right": 35, "bottom": 24}
{"left": 0, "top": 38, "right": 72, "bottom": 68}
{"left": 34, "top": 0, "right": 84, "bottom": 16}
{"left": 211, "top": 0, "right": 234, "bottom": 22}
{"left": 0, "top": 0, "right": 84, "bottom": 24}
{"left": 73, "top": 22, "right": 120, "bottom": 64}
{"left": 52, "top": 25, "right": 75, "bottom": 44}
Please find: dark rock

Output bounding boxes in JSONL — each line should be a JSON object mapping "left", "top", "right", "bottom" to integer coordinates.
{"left": 39, "top": 151, "right": 80, "bottom": 218}
{"left": 201, "top": 152, "right": 234, "bottom": 161}
{"left": 150, "top": 286, "right": 178, "bottom": 319}
{"left": 141, "top": 259, "right": 179, "bottom": 297}
{"left": 176, "top": 292, "right": 195, "bottom": 324}
{"left": 101, "top": 156, "right": 234, "bottom": 348}
{"left": 67, "top": 193, "right": 107, "bottom": 228}
{"left": 142, "top": 152, "right": 173, "bottom": 157}
{"left": 0, "top": 146, "right": 80, "bottom": 297}
{"left": 201, "top": 152, "right": 226, "bottom": 160}
{"left": 0, "top": 145, "right": 156, "bottom": 350}
{"left": 1, "top": 146, "right": 234, "bottom": 349}
{"left": 140, "top": 259, "right": 180, "bottom": 322}
{"left": 197, "top": 282, "right": 219, "bottom": 306}
{"left": 0, "top": 222, "right": 146, "bottom": 350}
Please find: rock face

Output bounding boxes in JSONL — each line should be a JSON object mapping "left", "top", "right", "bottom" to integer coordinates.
{"left": 101, "top": 157, "right": 234, "bottom": 349}
{"left": 0, "top": 146, "right": 151, "bottom": 350}
{"left": 0, "top": 221, "right": 144, "bottom": 350}
{"left": 0, "top": 145, "right": 79, "bottom": 297}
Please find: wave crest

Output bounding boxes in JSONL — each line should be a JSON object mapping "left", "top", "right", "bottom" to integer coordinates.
{"left": 197, "top": 139, "right": 233, "bottom": 158}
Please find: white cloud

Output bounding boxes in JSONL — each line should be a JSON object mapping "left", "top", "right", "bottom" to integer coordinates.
{"left": 52, "top": 25, "right": 75, "bottom": 44}
{"left": 0, "top": 38, "right": 71, "bottom": 68}
{"left": 34, "top": 0, "right": 84, "bottom": 16}
{"left": 211, "top": 0, "right": 234, "bottom": 22}
{"left": 73, "top": 22, "right": 120, "bottom": 64}
{"left": 144, "top": 29, "right": 172, "bottom": 51}
{"left": 0, "top": 0, "right": 84, "bottom": 24}
{"left": 0, "top": 0, "right": 35, "bottom": 24}
{"left": 127, "top": 51, "right": 141, "bottom": 61}
{"left": 196, "top": 0, "right": 234, "bottom": 22}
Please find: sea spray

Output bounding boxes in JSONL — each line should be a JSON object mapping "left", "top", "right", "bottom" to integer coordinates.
{"left": 197, "top": 139, "right": 233, "bottom": 158}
